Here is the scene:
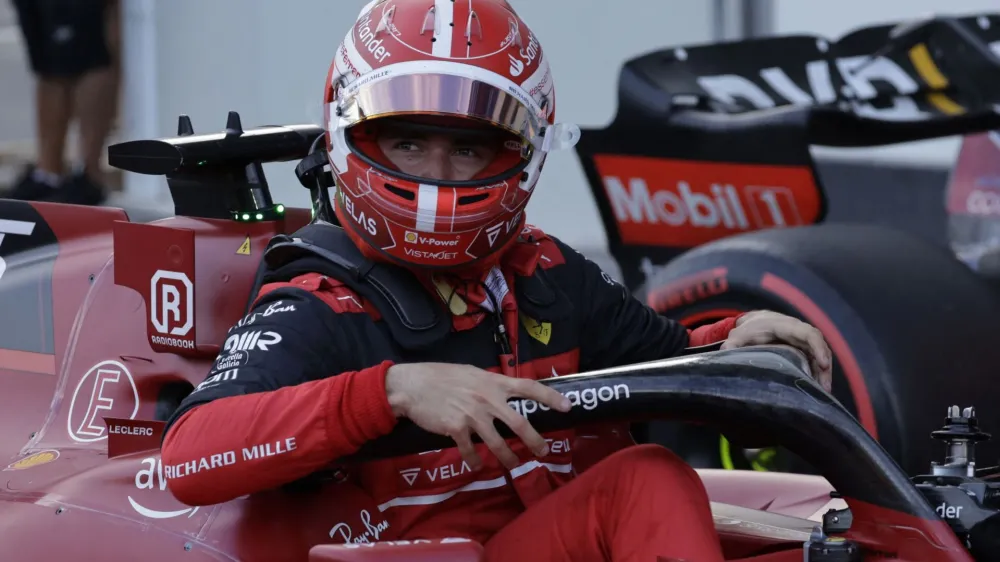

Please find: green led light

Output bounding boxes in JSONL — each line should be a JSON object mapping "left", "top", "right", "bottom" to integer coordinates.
{"left": 255, "top": 213, "right": 264, "bottom": 220}
{"left": 276, "top": 204, "right": 285, "bottom": 213}
{"left": 241, "top": 214, "right": 250, "bottom": 220}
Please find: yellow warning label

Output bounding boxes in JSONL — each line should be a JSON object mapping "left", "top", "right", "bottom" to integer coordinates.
{"left": 521, "top": 314, "right": 552, "bottom": 345}
{"left": 5, "top": 450, "right": 59, "bottom": 471}
{"left": 236, "top": 237, "right": 252, "bottom": 255}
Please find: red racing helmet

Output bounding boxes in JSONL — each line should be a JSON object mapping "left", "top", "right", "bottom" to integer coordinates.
{"left": 324, "top": 0, "right": 580, "bottom": 271}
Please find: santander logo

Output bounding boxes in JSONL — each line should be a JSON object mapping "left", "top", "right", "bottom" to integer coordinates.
{"left": 593, "top": 155, "right": 821, "bottom": 247}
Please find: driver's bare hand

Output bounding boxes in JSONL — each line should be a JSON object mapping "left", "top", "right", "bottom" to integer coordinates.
{"left": 721, "top": 311, "right": 833, "bottom": 392}
{"left": 384, "top": 363, "right": 572, "bottom": 470}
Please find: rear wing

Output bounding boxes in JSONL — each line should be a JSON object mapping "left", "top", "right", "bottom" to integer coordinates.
{"left": 576, "top": 13, "right": 1000, "bottom": 291}
{"left": 108, "top": 112, "right": 326, "bottom": 222}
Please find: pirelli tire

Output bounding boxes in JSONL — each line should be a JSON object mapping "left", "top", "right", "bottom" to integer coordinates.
{"left": 636, "top": 223, "right": 1000, "bottom": 477}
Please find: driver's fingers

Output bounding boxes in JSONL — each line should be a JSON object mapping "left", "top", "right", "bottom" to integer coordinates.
{"left": 503, "top": 377, "right": 571, "bottom": 412}
{"left": 472, "top": 416, "right": 520, "bottom": 470}
{"left": 800, "top": 327, "right": 832, "bottom": 371}
{"left": 720, "top": 329, "right": 774, "bottom": 350}
{"left": 775, "top": 324, "right": 832, "bottom": 377}
{"left": 491, "top": 400, "right": 549, "bottom": 458}
{"left": 812, "top": 351, "right": 833, "bottom": 393}
{"left": 451, "top": 429, "right": 482, "bottom": 471}
{"left": 818, "top": 365, "right": 833, "bottom": 393}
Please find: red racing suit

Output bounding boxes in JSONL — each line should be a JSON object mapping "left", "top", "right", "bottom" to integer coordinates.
{"left": 160, "top": 226, "right": 742, "bottom": 550}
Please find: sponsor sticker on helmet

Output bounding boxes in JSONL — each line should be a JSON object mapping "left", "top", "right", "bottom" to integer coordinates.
{"left": 403, "top": 232, "right": 459, "bottom": 247}
{"left": 355, "top": 12, "right": 393, "bottom": 63}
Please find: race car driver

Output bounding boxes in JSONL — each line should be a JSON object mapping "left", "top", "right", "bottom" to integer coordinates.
{"left": 160, "top": 1, "right": 833, "bottom": 560}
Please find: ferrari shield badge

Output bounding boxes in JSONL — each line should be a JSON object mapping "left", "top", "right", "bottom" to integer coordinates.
{"left": 4, "top": 449, "right": 60, "bottom": 471}
{"left": 521, "top": 314, "right": 551, "bottom": 345}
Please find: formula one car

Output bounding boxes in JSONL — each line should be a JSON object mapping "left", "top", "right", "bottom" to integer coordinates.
{"left": 571, "top": 12, "right": 1000, "bottom": 477}
{"left": 1, "top": 10, "right": 1000, "bottom": 562}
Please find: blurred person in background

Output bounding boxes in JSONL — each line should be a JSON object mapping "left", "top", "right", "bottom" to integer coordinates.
{"left": 6, "top": 0, "right": 119, "bottom": 205}
{"left": 947, "top": 131, "right": 1000, "bottom": 277}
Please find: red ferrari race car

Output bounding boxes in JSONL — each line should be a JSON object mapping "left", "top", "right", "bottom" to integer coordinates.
{"left": 0, "top": 11, "right": 999, "bottom": 562}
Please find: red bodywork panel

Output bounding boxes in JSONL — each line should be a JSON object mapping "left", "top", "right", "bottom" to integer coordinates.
{"left": 0, "top": 201, "right": 971, "bottom": 561}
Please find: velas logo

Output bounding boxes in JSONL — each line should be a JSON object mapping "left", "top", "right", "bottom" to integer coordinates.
{"left": 67, "top": 360, "right": 139, "bottom": 443}
{"left": 343, "top": 194, "right": 379, "bottom": 237}
{"left": 592, "top": 155, "right": 821, "bottom": 247}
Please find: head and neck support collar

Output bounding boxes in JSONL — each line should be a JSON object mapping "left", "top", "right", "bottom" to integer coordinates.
{"left": 247, "top": 222, "right": 572, "bottom": 350}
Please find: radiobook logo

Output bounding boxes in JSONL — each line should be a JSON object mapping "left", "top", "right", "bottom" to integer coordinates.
{"left": 509, "top": 383, "right": 631, "bottom": 418}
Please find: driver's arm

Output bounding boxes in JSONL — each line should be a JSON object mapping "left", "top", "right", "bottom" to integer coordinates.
{"left": 552, "top": 240, "right": 741, "bottom": 372}
{"left": 160, "top": 277, "right": 398, "bottom": 507}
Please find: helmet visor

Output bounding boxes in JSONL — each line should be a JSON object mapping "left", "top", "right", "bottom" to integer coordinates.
{"left": 328, "top": 62, "right": 547, "bottom": 146}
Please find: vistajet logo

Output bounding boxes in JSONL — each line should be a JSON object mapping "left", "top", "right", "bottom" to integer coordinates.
{"left": 509, "top": 384, "right": 631, "bottom": 418}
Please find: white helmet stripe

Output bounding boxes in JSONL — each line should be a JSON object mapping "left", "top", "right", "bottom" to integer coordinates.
{"left": 416, "top": 184, "right": 439, "bottom": 233}
{"left": 431, "top": 0, "right": 455, "bottom": 58}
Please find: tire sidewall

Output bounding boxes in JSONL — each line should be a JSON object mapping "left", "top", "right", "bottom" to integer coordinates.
{"left": 640, "top": 251, "right": 903, "bottom": 467}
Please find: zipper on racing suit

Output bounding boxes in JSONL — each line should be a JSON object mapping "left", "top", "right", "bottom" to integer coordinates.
{"left": 492, "top": 307, "right": 516, "bottom": 378}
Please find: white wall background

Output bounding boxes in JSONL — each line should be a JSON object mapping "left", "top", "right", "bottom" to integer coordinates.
{"left": 121, "top": 0, "right": 715, "bottom": 251}
{"left": 121, "top": 0, "right": 999, "bottom": 251}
